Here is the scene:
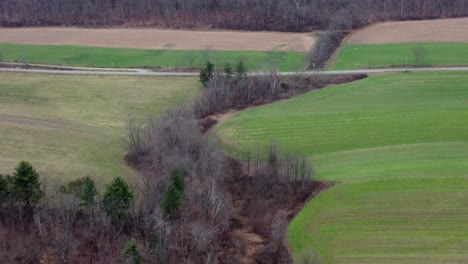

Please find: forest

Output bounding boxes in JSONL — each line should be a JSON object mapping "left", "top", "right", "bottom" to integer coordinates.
{"left": 1, "top": 0, "right": 467, "bottom": 31}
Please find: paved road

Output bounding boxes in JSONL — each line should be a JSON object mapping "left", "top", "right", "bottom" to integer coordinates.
{"left": 2, "top": 66, "right": 468, "bottom": 77}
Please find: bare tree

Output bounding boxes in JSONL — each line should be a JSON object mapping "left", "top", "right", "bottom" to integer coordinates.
{"left": 2, "top": 0, "right": 467, "bottom": 32}
{"left": 125, "top": 118, "right": 151, "bottom": 164}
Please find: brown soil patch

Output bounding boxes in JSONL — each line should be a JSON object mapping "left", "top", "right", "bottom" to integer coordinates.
{"left": 0, "top": 27, "right": 314, "bottom": 52}
{"left": 348, "top": 17, "right": 468, "bottom": 44}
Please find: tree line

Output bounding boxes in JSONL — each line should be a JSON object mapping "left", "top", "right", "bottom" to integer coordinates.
{"left": 1, "top": 0, "right": 467, "bottom": 31}
{"left": 1, "top": 161, "right": 134, "bottom": 223}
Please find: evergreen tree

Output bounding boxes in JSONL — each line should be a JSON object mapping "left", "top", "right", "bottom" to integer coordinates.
{"left": 12, "top": 161, "right": 43, "bottom": 209}
{"left": 224, "top": 62, "right": 233, "bottom": 78}
{"left": 199, "top": 61, "right": 215, "bottom": 87}
{"left": 161, "top": 168, "right": 185, "bottom": 218}
{"left": 0, "top": 174, "right": 12, "bottom": 206}
{"left": 80, "top": 176, "right": 98, "bottom": 207}
{"left": 235, "top": 59, "right": 247, "bottom": 81}
{"left": 170, "top": 167, "right": 185, "bottom": 191}
{"left": 102, "top": 177, "right": 134, "bottom": 222}
{"left": 123, "top": 239, "right": 143, "bottom": 264}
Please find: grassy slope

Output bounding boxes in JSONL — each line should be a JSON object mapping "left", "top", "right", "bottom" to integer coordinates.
{"left": 217, "top": 72, "right": 468, "bottom": 263}
{"left": 0, "top": 72, "right": 196, "bottom": 186}
{"left": 217, "top": 72, "right": 468, "bottom": 170}
{"left": 290, "top": 178, "right": 468, "bottom": 264}
{"left": 0, "top": 43, "right": 305, "bottom": 72}
{"left": 332, "top": 42, "right": 468, "bottom": 70}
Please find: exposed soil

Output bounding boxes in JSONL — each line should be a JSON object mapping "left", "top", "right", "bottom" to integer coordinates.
{"left": 348, "top": 17, "right": 468, "bottom": 44}
{"left": 0, "top": 27, "right": 315, "bottom": 52}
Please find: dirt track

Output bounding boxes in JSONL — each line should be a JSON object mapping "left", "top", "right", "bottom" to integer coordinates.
{"left": 348, "top": 17, "right": 468, "bottom": 44}
{"left": 0, "top": 27, "right": 314, "bottom": 52}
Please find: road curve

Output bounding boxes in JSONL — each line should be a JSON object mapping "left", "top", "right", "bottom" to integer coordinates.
{"left": 2, "top": 67, "right": 468, "bottom": 77}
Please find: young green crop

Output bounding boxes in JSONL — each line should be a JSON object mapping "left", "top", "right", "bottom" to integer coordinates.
{"left": 332, "top": 42, "right": 468, "bottom": 70}
{"left": 0, "top": 43, "right": 306, "bottom": 72}
{"left": 217, "top": 71, "right": 468, "bottom": 263}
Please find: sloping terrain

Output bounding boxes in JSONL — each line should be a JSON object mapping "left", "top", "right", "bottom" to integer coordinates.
{"left": 217, "top": 72, "right": 468, "bottom": 263}
{"left": 0, "top": 72, "right": 196, "bottom": 185}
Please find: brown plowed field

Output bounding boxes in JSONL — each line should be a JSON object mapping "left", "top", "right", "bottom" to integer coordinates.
{"left": 348, "top": 17, "right": 468, "bottom": 44}
{"left": 0, "top": 27, "right": 314, "bottom": 52}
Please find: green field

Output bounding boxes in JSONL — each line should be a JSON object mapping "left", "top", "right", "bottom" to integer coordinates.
{"left": 0, "top": 43, "right": 306, "bottom": 72}
{"left": 0, "top": 72, "right": 196, "bottom": 187}
{"left": 332, "top": 42, "right": 468, "bottom": 70}
{"left": 289, "top": 178, "right": 468, "bottom": 264}
{"left": 217, "top": 72, "right": 468, "bottom": 263}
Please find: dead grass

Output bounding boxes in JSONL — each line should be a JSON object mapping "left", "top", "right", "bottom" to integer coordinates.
{"left": 0, "top": 27, "right": 315, "bottom": 52}
{"left": 348, "top": 17, "right": 468, "bottom": 44}
{"left": 0, "top": 72, "right": 197, "bottom": 186}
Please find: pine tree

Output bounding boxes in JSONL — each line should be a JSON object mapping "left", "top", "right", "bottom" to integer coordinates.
{"left": 0, "top": 174, "right": 12, "bottom": 206}
{"left": 80, "top": 176, "right": 98, "bottom": 207}
{"left": 123, "top": 239, "right": 143, "bottom": 264}
{"left": 12, "top": 161, "right": 43, "bottom": 209}
{"left": 161, "top": 168, "right": 185, "bottom": 218}
{"left": 199, "top": 61, "right": 215, "bottom": 87}
{"left": 224, "top": 62, "right": 233, "bottom": 78}
{"left": 102, "top": 177, "right": 134, "bottom": 222}
{"left": 235, "top": 59, "right": 247, "bottom": 81}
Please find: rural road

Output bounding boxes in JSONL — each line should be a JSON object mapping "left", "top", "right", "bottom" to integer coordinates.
{"left": 2, "top": 66, "right": 468, "bottom": 76}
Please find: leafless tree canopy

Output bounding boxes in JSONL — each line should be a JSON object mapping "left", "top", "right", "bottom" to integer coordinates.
{"left": 194, "top": 72, "right": 367, "bottom": 119}
{"left": 1, "top": 0, "right": 467, "bottom": 31}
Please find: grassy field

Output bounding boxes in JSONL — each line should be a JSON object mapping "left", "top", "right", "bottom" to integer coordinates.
{"left": 289, "top": 178, "right": 468, "bottom": 264}
{"left": 216, "top": 72, "right": 468, "bottom": 263}
{"left": 0, "top": 72, "right": 196, "bottom": 187}
{"left": 0, "top": 43, "right": 306, "bottom": 72}
{"left": 332, "top": 43, "right": 468, "bottom": 70}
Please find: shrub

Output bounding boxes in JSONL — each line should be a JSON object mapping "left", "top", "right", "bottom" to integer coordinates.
{"left": 60, "top": 176, "right": 98, "bottom": 207}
